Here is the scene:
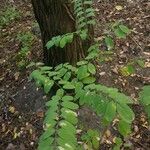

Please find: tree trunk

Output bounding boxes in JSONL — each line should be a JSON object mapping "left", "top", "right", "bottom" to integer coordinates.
{"left": 31, "top": 0, "right": 93, "bottom": 67}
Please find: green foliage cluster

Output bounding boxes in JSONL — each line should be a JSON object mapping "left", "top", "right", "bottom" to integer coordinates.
{"left": 46, "top": 0, "right": 96, "bottom": 50}
{"left": 38, "top": 92, "right": 79, "bottom": 150}
{"left": 16, "top": 32, "right": 34, "bottom": 69}
{"left": 81, "top": 129, "right": 100, "bottom": 149}
{"left": 104, "top": 21, "right": 131, "bottom": 51}
{"left": 30, "top": 43, "right": 135, "bottom": 149}
{"left": 139, "top": 85, "right": 150, "bottom": 122}
{"left": 119, "top": 58, "right": 145, "bottom": 76}
{"left": 0, "top": 6, "right": 20, "bottom": 29}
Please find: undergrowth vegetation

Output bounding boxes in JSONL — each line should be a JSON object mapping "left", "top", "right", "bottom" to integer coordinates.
{"left": 0, "top": 6, "right": 20, "bottom": 29}
{"left": 16, "top": 32, "right": 34, "bottom": 70}
{"left": 29, "top": 0, "right": 150, "bottom": 149}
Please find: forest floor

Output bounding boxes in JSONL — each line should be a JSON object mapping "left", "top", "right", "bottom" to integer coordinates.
{"left": 0, "top": 0, "right": 150, "bottom": 150}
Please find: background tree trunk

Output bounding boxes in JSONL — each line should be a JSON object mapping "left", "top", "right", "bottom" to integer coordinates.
{"left": 31, "top": 0, "right": 93, "bottom": 67}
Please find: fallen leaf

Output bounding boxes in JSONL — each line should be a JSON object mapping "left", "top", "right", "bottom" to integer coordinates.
{"left": 9, "top": 106, "right": 15, "bottom": 113}
{"left": 105, "top": 129, "right": 111, "bottom": 138}
{"left": 36, "top": 109, "right": 44, "bottom": 118}
{"left": 115, "top": 5, "right": 123, "bottom": 11}
{"left": 14, "top": 72, "right": 20, "bottom": 81}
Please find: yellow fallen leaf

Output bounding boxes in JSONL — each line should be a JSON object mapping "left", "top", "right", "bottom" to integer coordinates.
{"left": 29, "top": 129, "right": 33, "bottom": 134}
{"left": 145, "top": 62, "right": 150, "bottom": 68}
{"left": 13, "top": 133, "right": 18, "bottom": 139}
{"left": 9, "top": 106, "right": 15, "bottom": 113}
{"left": 13, "top": 127, "right": 18, "bottom": 139}
{"left": 14, "top": 72, "right": 20, "bottom": 81}
{"left": 115, "top": 5, "right": 123, "bottom": 11}
{"left": 105, "top": 129, "right": 111, "bottom": 138}
{"left": 2, "top": 124, "right": 6, "bottom": 132}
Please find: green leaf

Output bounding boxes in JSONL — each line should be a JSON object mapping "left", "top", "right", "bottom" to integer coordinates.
{"left": 78, "top": 22, "right": 86, "bottom": 30}
{"left": 45, "top": 111, "right": 57, "bottom": 121}
{"left": 46, "top": 40, "right": 54, "bottom": 49}
{"left": 46, "top": 100, "right": 58, "bottom": 108}
{"left": 77, "top": 60, "right": 88, "bottom": 66}
{"left": 145, "top": 105, "right": 150, "bottom": 121}
{"left": 88, "top": 44, "right": 99, "bottom": 52}
{"left": 107, "top": 89, "right": 133, "bottom": 104}
{"left": 82, "top": 76, "right": 96, "bottom": 84}
{"left": 115, "top": 137, "right": 122, "bottom": 146}
{"left": 35, "top": 80, "right": 42, "bottom": 87}
{"left": 44, "top": 80, "right": 54, "bottom": 94}
{"left": 62, "top": 96, "right": 74, "bottom": 101}
{"left": 53, "top": 36, "right": 61, "bottom": 47}
{"left": 53, "top": 76, "right": 61, "bottom": 81}
{"left": 104, "top": 101, "right": 116, "bottom": 123}
{"left": 86, "top": 12, "right": 95, "bottom": 18}
{"left": 136, "top": 59, "right": 145, "bottom": 68}
{"left": 84, "top": 1, "right": 92, "bottom": 5}
{"left": 58, "top": 128, "right": 77, "bottom": 141}
{"left": 92, "top": 136, "right": 99, "bottom": 149}
{"left": 59, "top": 80, "right": 68, "bottom": 85}
{"left": 85, "top": 8, "right": 95, "bottom": 13}
{"left": 87, "top": 20, "right": 96, "bottom": 25}
{"left": 30, "top": 70, "right": 41, "bottom": 80}
{"left": 77, "top": 16, "right": 85, "bottom": 24}
{"left": 139, "top": 85, "right": 150, "bottom": 105}
{"left": 85, "top": 52, "right": 98, "bottom": 60}
{"left": 61, "top": 108, "right": 78, "bottom": 125}
{"left": 38, "top": 137, "right": 54, "bottom": 150}
{"left": 105, "top": 36, "right": 114, "bottom": 50}
{"left": 59, "top": 120, "right": 76, "bottom": 133}
{"left": 114, "top": 28, "right": 126, "bottom": 39}
{"left": 39, "top": 128, "right": 55, "bottom": 141}
{"left": 119, "top": 25, "right": 131, "bottom": 34}
{"left": 55, "top": 64, "right": 63, "bottom": 71}
{"left": 58, "top": 137, "right": 77, "bottom": 150}
{"left": 62, "top": 101, "right": 79, "bottom": 110}
{"left": 76, "top": 11, "right": 84, "bottom": 17}
{"left": 84, "top": 83, "right": 96, "bottom": 90}
{"left": 79, "top": 30, "right": 87, "bottom": 40}
{"left": 48, "top": 71, "right": 59, "bottom": 77}
{"left": 40, "top": 66, "right": 52, "bottom": 71}
{"left": 90, "top": 130, "right": 100, "bottom": 149}
{"left": 120, "top": 65, "right": 135, "bottom": 76}
{"left": 118, "top": 120, "right": 131, "bottom": 137}
{"left": 58, "top": 68, "right": 68, "bottom": 77}
{"left": 66, "top": 33, "right": 74, "bottom": 43}
{"left": 56, "top": 89, "right": 65, "bottom": 98}
{"left": 127, "top": 65, "right": 135, "bottom": 73}
{"left": 88, "top": 63, "right": 96, "bottom": 74}
{"left": 65, "top": 65, "right": 77, "bottom": 72}
{"left": 113, "top": 137, "right": 123, "bottom": 150}
{"left": 117, "top": 103, "right": 135, "bottom": 123}
{"left": 96, "top": 100, "right": 109, "bottom": 116}
{"left": 60, "top": 36, "right": 67, "bottom": 48}
{"left": 77, "top": 65, "right": 90, "bottom": 80}
{"left": 63, "top": 83, "right": 75, "bottom": 90}
{"left": 63, "top": 72, "right": 71, "bottom": 81}
{"left": 46, "top": 95, "right": 60, "bottom": 107}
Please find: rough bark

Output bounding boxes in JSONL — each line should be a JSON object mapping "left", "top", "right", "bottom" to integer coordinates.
{"left": 31, "top": 0, "right": 93, "bottom": 66}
